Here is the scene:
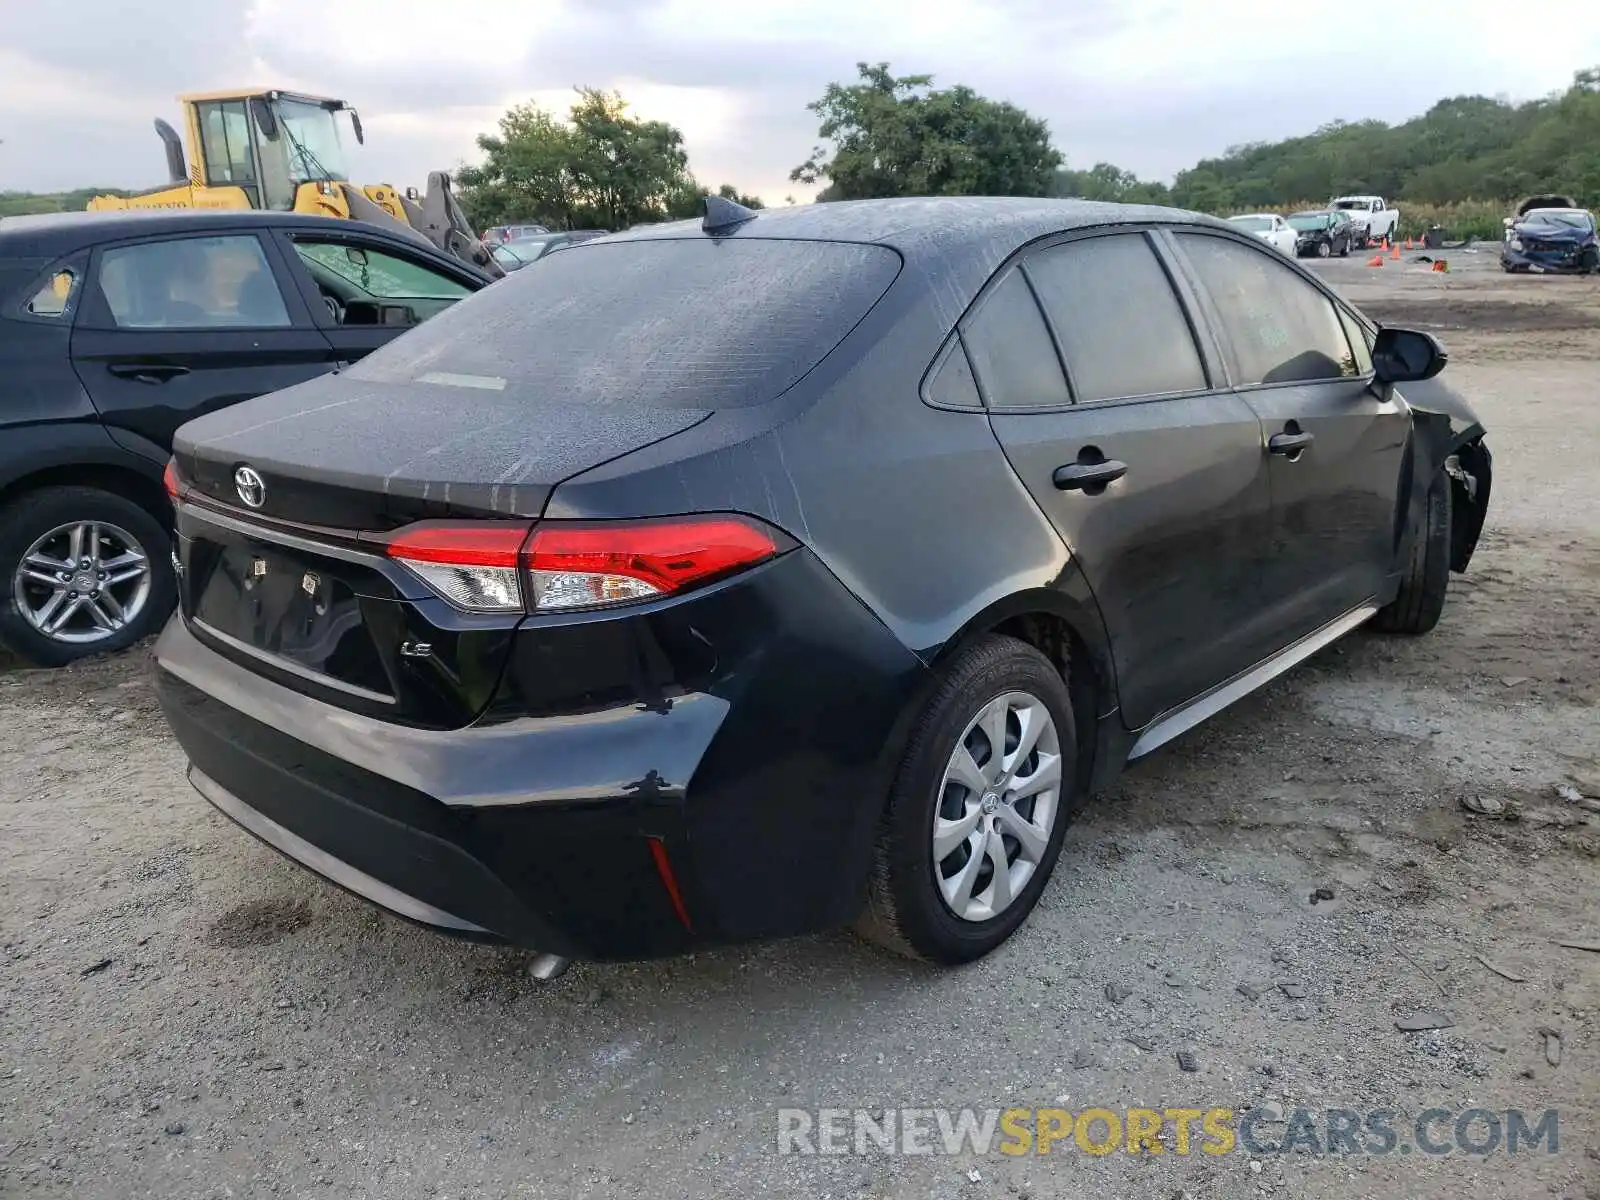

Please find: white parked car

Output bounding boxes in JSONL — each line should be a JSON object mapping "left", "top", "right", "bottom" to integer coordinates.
{"left": 1226, "top": 213, "right": 1297, "bottom": 255}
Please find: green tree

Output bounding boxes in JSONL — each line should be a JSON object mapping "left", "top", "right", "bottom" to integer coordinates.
{"left": 1051, "top": 162, "right": 1169, "bottom": 205}
{"left": 792, "top": 62, "right": 1062, "bottom": 199}
{"left": 458, "top": 89, "right": 762, "bottom": 231}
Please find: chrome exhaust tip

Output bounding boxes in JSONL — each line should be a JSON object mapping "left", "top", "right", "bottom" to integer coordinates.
{"left": 527, "top": 952, "right": 572, "bottom": 982}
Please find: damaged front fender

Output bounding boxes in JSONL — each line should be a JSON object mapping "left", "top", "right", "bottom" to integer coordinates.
{"left": 1395, "top": 376, "right": 1492, "bottom": 572}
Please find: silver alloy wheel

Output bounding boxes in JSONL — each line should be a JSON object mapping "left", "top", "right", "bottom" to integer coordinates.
{"left": 932, "top": 690, "right": 1063, "bottom": 923}
{"left": 11, "top": 520, "right": 152, "bottom": 645}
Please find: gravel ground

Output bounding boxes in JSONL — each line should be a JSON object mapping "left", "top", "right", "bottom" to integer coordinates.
{"left": 3, "top": 253, "right": 1598, "bottom": 1200}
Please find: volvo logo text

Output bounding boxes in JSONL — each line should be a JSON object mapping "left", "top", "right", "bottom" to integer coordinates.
{"left": 234, "top": 466, "right": 266, "bottom": 509}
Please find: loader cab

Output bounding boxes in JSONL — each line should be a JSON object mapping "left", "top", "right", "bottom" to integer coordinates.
{"left": 182, "top": 90, "right": 364, "bottom": 212}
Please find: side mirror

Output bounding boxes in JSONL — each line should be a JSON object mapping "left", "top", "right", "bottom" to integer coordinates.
{"left": 345, "top": 246, "right": 369, "bottom": 267}
{"left": 379, "top": 304, "right": 417, "bottom": 326}
{"left": 349, "top": 109, "right": 365, "bottom": 145}
{"left": 249, "top": 96, "right": 278, "bottom": 140}
{"left": 1372, "top": 327, "right": 1447, "bottom": 383}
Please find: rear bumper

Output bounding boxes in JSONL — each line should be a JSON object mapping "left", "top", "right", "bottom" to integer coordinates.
{"left": 156, "top": 549, "right": 931, "bottom": 960}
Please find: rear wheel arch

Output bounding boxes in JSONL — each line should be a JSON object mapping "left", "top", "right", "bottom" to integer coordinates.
{"left": 930, "top": 588, "right": 1117, "bottom": 801}
{"left": 0, "top": 461, "right": 171, "bottom": 530}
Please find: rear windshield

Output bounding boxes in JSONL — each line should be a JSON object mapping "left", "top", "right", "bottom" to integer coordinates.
{"left": 350, "top": 238, "right": 902, "bottom": 409}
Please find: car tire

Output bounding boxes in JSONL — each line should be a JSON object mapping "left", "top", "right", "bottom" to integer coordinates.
{"left": 1316, "top": 240, "right": 1331, "bottom": 258}
{"left": 1372, "top": 471, "right": 1451, "bottom": 636}
{"left": 856, "top": 634, "right": 1077, "bottom": 963}
{"left": 0, "top": 486, "right": 175, "bottom": 667}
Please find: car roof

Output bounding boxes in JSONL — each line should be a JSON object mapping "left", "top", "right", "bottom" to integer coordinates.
{"left": 0, "top": 208, "right": 432, "bottom": 258}
{"left": 589, "top": 196, "right": 1225, "bottom": 303}
{"left": 1227, "top": 213, "right": 1277, "bottom": 219}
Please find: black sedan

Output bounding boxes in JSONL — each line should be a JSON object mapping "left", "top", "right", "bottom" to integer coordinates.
{"left": 1287, "top": 210, "right": 1356, "bottom": 257}
{"left": 154, "top": 197, "right": 1492, "bottom": 968}
{"left": 0, "top": 210, "right": 490, "bottom": 665}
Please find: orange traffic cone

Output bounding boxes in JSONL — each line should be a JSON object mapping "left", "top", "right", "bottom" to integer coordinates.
{"left": 1390, "top": 242, "right": 1401, "bottom": 260}
{"left": 1367, "top": 255, "right": 1385, "bottom": 267}
{"left": 1404, "top": 237, "right": 1414, "bottom": 250}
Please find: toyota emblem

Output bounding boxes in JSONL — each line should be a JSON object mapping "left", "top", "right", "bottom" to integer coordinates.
{"left": 234, "top": 465, "right": 266, "bottom": 509}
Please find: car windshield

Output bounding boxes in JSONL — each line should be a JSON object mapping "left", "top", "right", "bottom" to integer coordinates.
{"left": 1520, "top": 210, "right": 1594, "bottom": 231}
{"left": 1288, "top": 214, "right": 1330, "bottom": 231}
{"left": 1331, "top": 199, "right": 1369, "bottom": 211}
{"left": 273, "top": 99, "right": 350, "bottom": 184}
{"left": 1228, "top": 216, "right": 1272, "bottom": 232}
{"left": 347, "top": 238, "right": 903, "bottom": 410}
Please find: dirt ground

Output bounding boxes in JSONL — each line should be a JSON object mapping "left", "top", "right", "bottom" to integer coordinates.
{"left": 3, "top": 249, "right": 1598, "bottom": 1200}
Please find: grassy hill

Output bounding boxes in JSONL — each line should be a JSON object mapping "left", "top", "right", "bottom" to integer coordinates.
{"left": 0, "top": 189, "right": 127, "bottom": 218}
{"left": 1059, "top": 67, "right": 1599, "bottom": 238}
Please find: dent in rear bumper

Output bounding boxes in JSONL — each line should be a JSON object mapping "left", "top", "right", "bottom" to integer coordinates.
{"left": 155, "top": 547, "right": 932, "bottom": 959}
{"left": 155, "top": 613, "right": 730, "bottom": 809}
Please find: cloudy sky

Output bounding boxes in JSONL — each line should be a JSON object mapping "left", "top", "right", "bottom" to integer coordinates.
{"left": 3, "top": 0, "right": 1598, "bottom": 203}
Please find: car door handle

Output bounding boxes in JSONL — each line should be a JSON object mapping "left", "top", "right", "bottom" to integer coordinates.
{"left": 1052, "top": 460, "right": 1128, "bottom": 491}
{"left": 107, "top": 363, "right": 190, "bottom": 384}
{"left": 1268, "top": 431, "right": 1315, "bottom": 456}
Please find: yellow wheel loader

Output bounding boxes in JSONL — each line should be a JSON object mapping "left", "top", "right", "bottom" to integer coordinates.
{"left": 87, "top": 89, "right": 502, "bottom": 276}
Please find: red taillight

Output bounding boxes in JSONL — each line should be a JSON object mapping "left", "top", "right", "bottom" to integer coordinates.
{"left": 384, "top": 522, "right": 533, "bottom": 613}
{"left": 525, "top": 517, "right": 780, "bottom": 611}
{"left": 163, "top": 459, "right": 181, "bottom": 502}
{"left": 382, "top": 515, "right": 781, "bottom": 614}
{"left": 384, "top": 522, "right": 531, "bottom": 567}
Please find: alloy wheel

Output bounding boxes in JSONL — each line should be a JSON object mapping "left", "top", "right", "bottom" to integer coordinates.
{"left": 932, "top": 690, "right": 1063, "bottom": 922}
{"left": 11, "top": 520, "right": 152, "bottom": 645}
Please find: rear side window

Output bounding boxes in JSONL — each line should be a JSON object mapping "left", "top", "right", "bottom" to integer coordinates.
{"left": 25, "top": 268, "right": 79, "bottom": 318}
{"left": 1175, "top": 234, "right": 1358, "bottom": 385}
{"left": 962, "top": 270, "right": 1071, "bottom": 409}
{"left": 924, "top": 340, "right": 981, "bottom": 409}
{"left": 96, "top": 236, "right": 291, "bottom": 330}
{"left": 1025, "top": 234, "right": 1207, "bottom": 402}
{"left": 348, "top": 238, "right": 901, "bottom": 409}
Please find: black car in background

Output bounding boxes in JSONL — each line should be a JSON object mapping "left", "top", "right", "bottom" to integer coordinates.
{"left": 1287, "top": 210, "right": 1356, "bottom": 257}
{"left": 155, "top": 197, "right": 1491, "bottom": 969}
{"left": 0, "top": 210, "right": 490, "bottom": 665}
{"left": 490, "top": 230, "right": 611, "bottom": 272}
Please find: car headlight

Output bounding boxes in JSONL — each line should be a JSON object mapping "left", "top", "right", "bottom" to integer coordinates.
{"left": 1509, "top": 237, "right": 1523, "bottom": 251}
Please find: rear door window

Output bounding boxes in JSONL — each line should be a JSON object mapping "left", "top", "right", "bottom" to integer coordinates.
{"left": 94, "top": 235, "right": 291, "bottom": 329}
{"left": 961, "top": 270, "right": 1071, "bottom": 409}
{"left": 347, "top": 238, "right": 902, "bottom": 409}
{"left": 1175, "top": 233, "right": 1359, "bottom": 385}
{"left": 1024, "top": 233, "right": 1208, "bottom": 402}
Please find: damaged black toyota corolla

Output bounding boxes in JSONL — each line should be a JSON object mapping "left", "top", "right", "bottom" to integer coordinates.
{"left": 155, "top": 197, "right": 1493, "bottom": 970}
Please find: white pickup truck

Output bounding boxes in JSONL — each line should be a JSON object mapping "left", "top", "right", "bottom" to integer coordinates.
{"left": 1329, "top": 195, "right": 1400, "bottom": 245}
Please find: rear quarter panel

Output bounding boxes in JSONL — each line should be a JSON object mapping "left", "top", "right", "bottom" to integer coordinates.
{"left": 543, "top": 271, "right": 1102, "bottom": 672}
